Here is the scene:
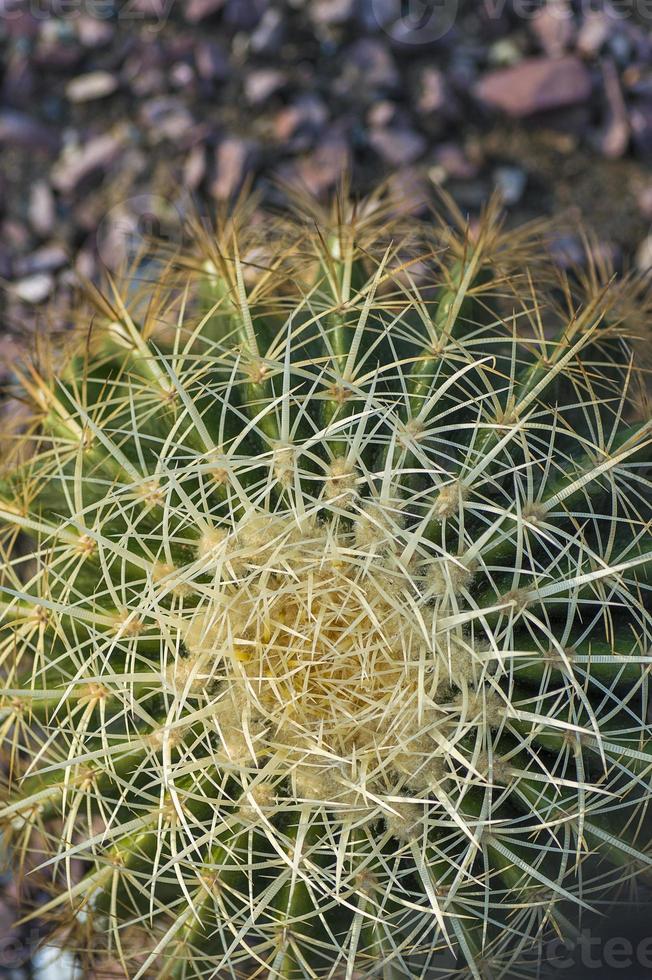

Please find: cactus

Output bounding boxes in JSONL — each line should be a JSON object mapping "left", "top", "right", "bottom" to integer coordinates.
{"left": 1, "top": 188, "right": 651, "bottom": 980}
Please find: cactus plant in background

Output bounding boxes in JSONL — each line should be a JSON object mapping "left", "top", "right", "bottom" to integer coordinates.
{"left": 1, "top": 187, "right": 651, "bottom": 980}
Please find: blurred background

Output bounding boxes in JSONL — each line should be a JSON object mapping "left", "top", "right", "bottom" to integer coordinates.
{"left": 1, "top": 0, "right": 652, "bottom": 976}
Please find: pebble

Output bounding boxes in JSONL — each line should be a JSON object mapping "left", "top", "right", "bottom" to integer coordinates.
{"left": 185, "top": 0, "right": 226, "bottom": 23}
{"left": 337, "top": 38, "right": 399, "bottom": 95}
{"left": 210, "top": 137, "right": 257, "bottom": 200}
{"left": 417, "top": 67, "right": 447, "bottom": 115}
{"left": 576, "top": 12, "right": 610, "bottom": 57}
{"left": 13, "top": 273, "right": 54, "bottom": 304}
{"left": 474, "top": 56, "right": 592, "bottom": 118}
{"left": 224, "top": 0, "right": 267, "bottom": 31}
{"left": 494, "top": 165, "right": 527, "bottom": 205}
{"left": 600, "top": 59, "right": 630, "bottom": 159}
{"left": 273, "top": 94, "right": 328, "bottom": 144}
{"left": 244, "top": 68, "right": 287, "bottom": 105}
{"left": 635, "top": 183, "right": 652, "bottom": 221}
{"left": 295, "top": 130, "right": 350, "bottom": 195}
{"left": 369, "top": 126, "right": 426, "bottom": 167}
{"left": 531, "top": 0, "right": 574, "bottom": 58}
{"left": 140, "top": 97, "right": 195, "bottom": 142}
{"left": 75, "top": 16, "right": 115, "bottom": 48}
{"left": 66, "top": 71, "right": 119, "bottom": 103}
{"left": 636, "top": 234, "right": 652, "bottom": 272}
{"left": 51, "top": 131, "right": 127, "bottom": 193}
{"left": 311, "top": 0, "right": 355, "bottom": 26}
{"left": 0, "top": 110, "right": 59, "bottom": 151}
{"left": 250, "top": 8, "right": 285, "bottom": 53}
{"left": 195, "top": 40, "right": 230, "bottom": 82}
{"left": 431, "top": 142, "right": 478, "bottom": 181}
{"left": 630, "top": 104, "right": 652, "bottom": 158}
{"left": 13, "top": 244, "right": 68, "bottom": 278}
{"left": 28, "top": 181, "right": 57, "bottom": 237}
{"left": 184, "top": 143, "right": 207, "bottom": 190}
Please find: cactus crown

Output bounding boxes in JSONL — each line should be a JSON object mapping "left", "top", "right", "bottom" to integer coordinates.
{"left": 1, "top": 188, "right": 651, "bottom": 979}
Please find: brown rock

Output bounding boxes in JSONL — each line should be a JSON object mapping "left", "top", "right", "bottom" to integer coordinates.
{"left": 369, "top": 126, "right": 426, "bottom": 167}
{"left": 431, "top": 142, "right": 479, "bottom": 181}
{"left": 600, "top": 59, "right": 630, "bottom": 159}
{"left": 210, "top": 138, "right": 257, "bottom": 200}
{"left": 273, "top": 95, "right": 327, "bottom": 143}
{"left": 296, "top": 131, "right": 350, "bottom": 196}
{"left": 185, "top": 0, "right": 225, "bottom": 23}
{"left": 531, "top": 0, "right": 574, "bottom": 58}
{"left": 51, "top": 131, "right": 127, "bottom": 194}
{"left": 474, "top": 56, "right": 592, "bottom": 118}
{"left": 184, "top": 144, "right": 206, "bottom": 190}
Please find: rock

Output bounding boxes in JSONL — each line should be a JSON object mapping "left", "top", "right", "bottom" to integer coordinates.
{"left": 531, "top": 0, "right": 574, "bottom": 58}
{"left": 66, "top": 71, "right": 119, "bottom": 103}
{"left": 75, "top": 17, "right": 115, "bottom": 48}
{"left": 631, "top": 103, "right": 652, "bottom": 158}
{"left": 210, "top": 137, "right": 257, "bottom": 200}
{"left": 170, "top": 62, "right": 195, "bottom": 89}
{"left": 0, "top": 110, "right": 59, "bottom": 151}
{"left": 140, "top": 97, "right": 195, "bottom": 142}
{"left": 244, "top": 68, "right": 287, "bottom": 105}
{"left": 549, "top": 233, "right": 586, "bottom": 269}
{"left": 295, "top": 131, "right": 350, "bottom": 196}
{"left": 635, "top": 183, "right": 652, "bottom": 221}
{"left": 600, "top": 59, "right": 629, "bottom": 159}
{"left": 337, "top": 38, "right": 399, "bottom": 96}
{"left": 184, "top": 144, "right": 206, "bottom": 190}
{"left": 488, "top": 39, "right": 523, "bottom": 67}
{"left": 357, "top": 0, "right": 395, "bottom": 31}
{"left": 13, "top": 273, "right": 54, "bottom": 304}
{"left": 195, "top": 40, "right": 230, "bottom": 82}
{"left": 494, "top": 165, "right": 527, "bottom": 205}
{"left": 51, "top": 131, "right": 127, "bottom": 193}
{"left": 367, "top": 100, "right": 398, "bottom": 129}
{"left": 185, "top": 0, "right": 225, "bottom": 23}
{"left": 28, "top": 181, "right": 56, "bottom": 237}
{"left": 369, "top": 126, "right": 426, "bottom": 166}
{"left": 474, "top": 56, "right": 592, "bottom": 118}
{"left": 34, "top": 23, "right": 83, "bottom": 70}
{"left": 636, "top": 233, "right": 652, "bottom": 272}
{"left": 431, "top": 142, "right": 478, "bottom": 181}
{"left": 311, "top": 0, "right": 355, "bottom": 26}
{"left": 273, "top": 95, "right": 328, "bottom": 145}
{"left": 250, "top": 8, "right": 285, "bottom": 53}
{"left": 417, "top": 67, "right": 447, "bottom": 115}
{"left": 13, "top": 244, "right": 68, "bottom": 278}
{"left": 224, "top": 0, "right": 267, "bottom": 31}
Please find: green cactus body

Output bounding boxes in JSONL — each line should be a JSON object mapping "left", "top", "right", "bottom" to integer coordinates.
{"left": 1, "top": 191, "right": 651, "bottom": 979}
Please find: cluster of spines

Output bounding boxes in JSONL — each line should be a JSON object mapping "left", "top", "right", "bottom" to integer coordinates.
{"left": 0, "top": 189, "right": 651, "bottom": 979}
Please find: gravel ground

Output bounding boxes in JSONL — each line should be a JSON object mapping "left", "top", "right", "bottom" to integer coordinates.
{"left": 1, "top": 1, "right": 652, "bottom": 977}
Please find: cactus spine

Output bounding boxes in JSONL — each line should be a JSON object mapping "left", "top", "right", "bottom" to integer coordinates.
{"left": 1, "top": 189, "right": 651, "bottom": 979}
